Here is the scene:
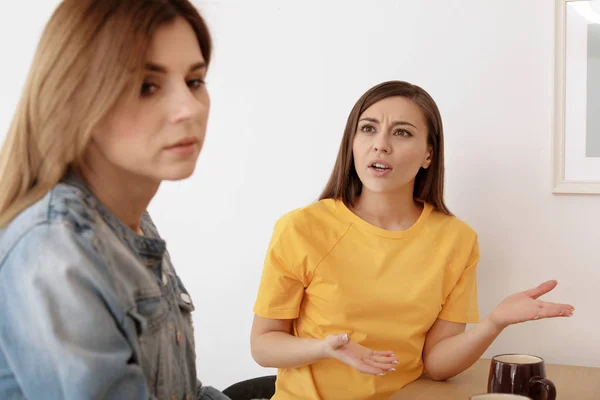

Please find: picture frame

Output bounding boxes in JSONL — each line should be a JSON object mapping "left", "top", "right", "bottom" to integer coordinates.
{"left": 553, "top": 0, "right": 600, "bottom": 193}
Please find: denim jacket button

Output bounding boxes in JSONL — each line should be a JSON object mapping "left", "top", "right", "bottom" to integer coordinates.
{"left": 180, "top": 293, "right": 191, "bottom": 304}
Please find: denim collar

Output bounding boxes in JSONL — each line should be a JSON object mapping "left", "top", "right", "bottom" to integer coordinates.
{"left": 61, "top": 171, "right": 166, "bottom": 262}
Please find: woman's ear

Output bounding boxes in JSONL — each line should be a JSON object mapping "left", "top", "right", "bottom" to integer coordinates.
{"left": 422, "top": 147, "right": 432, "bottom": 169}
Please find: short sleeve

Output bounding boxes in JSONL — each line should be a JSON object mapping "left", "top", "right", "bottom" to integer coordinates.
{"left": 253, "top": 215, "right": 306, "bottom": 320}
{"left": 438, "top": 238, "right": 480, "bottom": 323}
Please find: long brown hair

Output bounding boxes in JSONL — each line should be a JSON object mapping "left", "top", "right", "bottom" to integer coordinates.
{"left": 0, "top": 0, "right": 212, "bottom": 227}
{"left": 319, "top": 80, "right": 451, "bottom": 215}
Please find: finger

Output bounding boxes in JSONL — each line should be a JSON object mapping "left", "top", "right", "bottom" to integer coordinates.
{"left": 530, "top": 304, "right": 573, "bottom": 321}
{"left": 538, "top": 302, "right": 575, "bottom": 318}
{"left": 341, "top": 357, "right": 386, "bottom": 376}
{"left": 326, "top": 333, "right": 350, "bottom": 350}
{"left": 541, "top": 301, "right": 574, "bottom": 310}
{"left": 372, "top": 350, "right": 395, "bottom": 357}
{"left": 363, "top": 358, "right": 396, "bottom": 372}
{"left": 357, "top": 362, "right": 387, "bottom": 376}
{"left": 524, "top": 280, "right": 557, "bottom": 299}
{"left": 371, "top": 354, "right": 399, "bottom": 364}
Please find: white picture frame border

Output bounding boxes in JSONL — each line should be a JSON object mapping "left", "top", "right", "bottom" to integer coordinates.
{"left": 553, "top": 0, "right": 600, "bottom": 193}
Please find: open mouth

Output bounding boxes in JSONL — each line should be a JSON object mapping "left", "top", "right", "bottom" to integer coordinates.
{"left": 370, "top": 162, "right": 392, "bottom": 171}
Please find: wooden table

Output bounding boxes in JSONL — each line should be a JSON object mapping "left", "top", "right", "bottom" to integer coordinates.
{"left": 389, "top": 358, "right": 600, "bottom": 399}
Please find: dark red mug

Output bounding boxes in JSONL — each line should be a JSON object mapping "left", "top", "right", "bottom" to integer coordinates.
{"left": 487, "top": 354, "right": 556, "bottom": 400}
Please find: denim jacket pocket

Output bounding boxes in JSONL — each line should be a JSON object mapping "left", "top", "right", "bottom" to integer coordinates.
{"left": 176, "top": 293, "right": 195, "bottom": 317}
{"left": 175, "top": 276, "right": 195, "bottom": 321}
{"left": 127, "top": 286, "right": 170, "bottom": 397}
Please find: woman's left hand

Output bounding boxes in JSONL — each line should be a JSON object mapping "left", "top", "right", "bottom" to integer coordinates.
{"left": 487, "top": 280, "right": 574, "bottom": 331}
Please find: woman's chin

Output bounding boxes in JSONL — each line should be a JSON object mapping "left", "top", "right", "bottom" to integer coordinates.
{"left": 156, "top": 164, "right": 198, "bottom": 182}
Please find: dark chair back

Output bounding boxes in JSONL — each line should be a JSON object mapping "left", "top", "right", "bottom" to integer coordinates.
{"left": 222, "top": 375, "right": 277, "bottom": 400}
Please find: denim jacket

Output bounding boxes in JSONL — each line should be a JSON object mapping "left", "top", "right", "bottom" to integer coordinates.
{"left": 0, "top": 174, "right": 229, "bottom": 400}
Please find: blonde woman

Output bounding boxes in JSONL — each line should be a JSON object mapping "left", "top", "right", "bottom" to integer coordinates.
{"left": 0, "top": 1, "right": 229, "bottom": 399}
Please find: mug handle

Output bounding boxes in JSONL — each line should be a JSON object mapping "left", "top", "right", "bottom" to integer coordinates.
{"left": 529, "top": 377, "right": 556, "bottom": 400}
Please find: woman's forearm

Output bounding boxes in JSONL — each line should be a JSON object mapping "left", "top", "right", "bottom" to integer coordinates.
{"left": 251, "top": 331, "right": 328, "bottom": 369}
{"left": 423, "top": 318, "right": 503, "bottom": 381}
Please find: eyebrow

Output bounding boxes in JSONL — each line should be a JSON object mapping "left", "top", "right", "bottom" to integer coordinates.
{"left": 359, "top": 117, "right": 418, "bottom": 129}
{"left": 144, "top": 61, "right": 207, "bottom": 73}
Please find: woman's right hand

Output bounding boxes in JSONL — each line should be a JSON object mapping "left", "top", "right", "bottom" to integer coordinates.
{"left": 322, "top": 333, "right": 398, "bottom": 375}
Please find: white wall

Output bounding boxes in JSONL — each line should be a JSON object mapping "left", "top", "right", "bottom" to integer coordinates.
{"left": 2, "top": 0, "right": 598, "bottom": 391}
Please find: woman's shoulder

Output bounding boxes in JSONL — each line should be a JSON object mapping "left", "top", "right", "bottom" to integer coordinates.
{"left": 267, "top": 199, "right": 349, "bottom": 270}
{"left": 268, "top": 199, "right": 350, "bottom": 256}
{"left": 272, "top": 198, "right": 345, "bottom": 234}
{"left": 0, "top": 186, "right": 129, "bottom": 337}
{"left": 0, "top": 182, "right": 101, "bottom": 265}
{"left": 426, "top": 205, "right": 478, "bottom": 242}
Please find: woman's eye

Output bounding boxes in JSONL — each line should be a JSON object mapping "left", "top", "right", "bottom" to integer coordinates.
{"left": 394, "top": 129, "right": 412, "bottom": 137}
{"left": 140, "top": 82, "right": 158, "bottom": 96}
{"left": 360, "top": 124, "right": 375, "bottom": 133}
{"left": 188, "top": 79, "right": 205, "bottom": 89}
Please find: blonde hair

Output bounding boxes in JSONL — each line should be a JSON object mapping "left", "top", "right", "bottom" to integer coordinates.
{"left": 0, "top": 0, "right": 212, "bottom": 227}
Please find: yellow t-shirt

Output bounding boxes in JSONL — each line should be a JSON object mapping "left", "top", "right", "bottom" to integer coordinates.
{"left": 253, "top": 199, "right": 479, "bottom": 400}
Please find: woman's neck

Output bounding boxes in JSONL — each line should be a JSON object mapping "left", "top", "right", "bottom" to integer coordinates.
{"left": 75, "top": 163, "right": 159, "bottom": 235}
{"left": 351, "top": 188, "right": 423, "bottom": 231}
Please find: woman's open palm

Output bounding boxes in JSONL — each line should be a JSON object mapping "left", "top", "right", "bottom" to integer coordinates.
{"left": 323, "top": 334, "right": 398, "bottom": 376}
{"left": 489, "top": 280, "right": 574, "bottom": 330}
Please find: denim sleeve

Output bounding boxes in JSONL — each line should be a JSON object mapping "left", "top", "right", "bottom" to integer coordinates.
{"left": 0, "top": 222, "right": 153, "bottom": 400}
